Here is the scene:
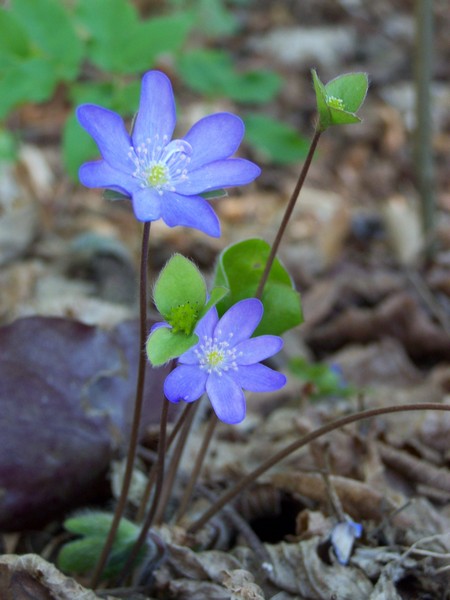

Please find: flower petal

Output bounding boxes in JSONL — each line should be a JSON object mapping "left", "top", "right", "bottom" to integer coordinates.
{"left": 77, "top": 105, "right": 132, "bottom": 171}
{"left": 179, "top": 306, "right": 219, "bottom": 364}
{"left": 131, "top": 188, "right": 162, "bottom": 222}
{"left": 79, "top": 160, "right": 137, "bottom": 194}
{"left": 234, "top": 363, "right": 286, "bottom": 392}
{"left": 177, "top": 159, "right": 261, "bottom": 195}
{"left": 183, "top": 113, "right": 245, "bottom": 170}
{"left": 234, "top": 335, "right": 283, "bottom": 365}
{"left": 161, "top": 192, "right": 220, "bottom": 237}
{"left": 206, "top": 372, "right": 246, "bottom": 424}
{"left": 132, "top": 71, "right": 176, "bottom": 148}
{"left": 215, "top": 299, "right": 263, "bottom": 345}
{"left": 164, "top": 365, "right": 207, "bottom": 403}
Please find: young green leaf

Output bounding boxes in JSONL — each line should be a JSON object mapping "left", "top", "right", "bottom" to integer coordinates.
{"left": 146, "top": 328, "right": 198, "bottom": 366}
{"left": 153, "top": 254, "right": 206, "bottom": 320}
{"left": 58, "top": 512, "right": 146, "bottom": 580}
{"left": 312, "top": 69, "right": 368, "bottom": 131}
{"left": 214, "top": 238, "right": 303, "bottom": 335}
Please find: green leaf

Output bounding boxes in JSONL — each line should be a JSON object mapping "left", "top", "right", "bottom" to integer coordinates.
{"left": 153, "top": 254, "right": 206, "bottom": 320}
{"left": 76, "top": 0, "right": 193, "bottom": 74}
{"left": 312, "top": 69, "right": 368, "bottom": 131}
{"left": 0, "top": 9, "right": 32, "bottom": 67}
{"left": 178, "top": 49, "right": 280, "bottom": 104}
{"left": 62, "top": 114, "right": 100, "bottom": 181}
{"left": 311, "top": 69, "right": 331, "bottom": 131}
{"left": 0, "top": 57, "right": 57, "bottom": 118}
{"left": 146, "top": 327, "right": 198, "bottom": 366}
{"left": 214, "top": 238, "right": 302, "bottom": 335}
{"left": 289, "top": 358, "right": 354, "bottom": 399}
{"left": 11, "top": 0, "right": 83, "bottom": 80}
{"left": 58, "top": 512, "right": 144, "bottom": 580}
{"left": 244, "top": 114, "right": 310, "bottom": 164}
{"left": 325, "top": 72, "right": 368, "bottom": 113}
{"left": 198, "top": 286, "right": 229, "bottom": 319}
{"left": 0, "top": 128, "right": 18, "bottom": 163}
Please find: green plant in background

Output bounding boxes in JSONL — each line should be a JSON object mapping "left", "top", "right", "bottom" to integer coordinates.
{"left": 289, "top": 357, "right": 354, "bottom": 399}
{"left": 57, "top": 512, "right": 148, "bottom": 580}
{"left": 0, "top": 0, "right": 308, "bottom": 176}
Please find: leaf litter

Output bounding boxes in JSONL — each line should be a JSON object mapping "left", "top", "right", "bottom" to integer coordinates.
{"left": 1, "top": 0, "right": 450, "bottom": 598}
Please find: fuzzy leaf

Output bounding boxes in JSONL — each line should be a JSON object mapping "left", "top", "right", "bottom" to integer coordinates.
{"left": 146, "top": 327, "right": 198, "bottom": 366}
{"left": 153, "top": 254, "right": 206, "bottom": 319}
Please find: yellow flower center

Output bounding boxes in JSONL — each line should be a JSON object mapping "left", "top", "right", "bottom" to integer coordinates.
{"left": 326, "top": 95, "right": 345, "bottom": 110}
{"left": 147, "top": 163, "right": 169, "bottom": 187}
{"left": 206, "top": 349, "right": 225, "bottom": 367}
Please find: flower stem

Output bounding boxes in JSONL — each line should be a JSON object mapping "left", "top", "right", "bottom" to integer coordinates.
{"left": 188, "top": 402, "right": 450, "bottom": 534}
{"left": 255, "top": 129, "right": 322, "bottom": 300}
{"left": 154, "top": 401, "right": 199, "bottom": 524}
{"left": 90, "top": 222, "right": 151, "bottom": 589}
{"left": 115, "top": 398, "right": 170, "bottom": 586}
{"left": 175, "top": 413, "right": 218, "bottom": 522}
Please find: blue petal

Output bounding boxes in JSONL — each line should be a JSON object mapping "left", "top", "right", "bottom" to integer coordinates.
{"left": 79, "top": 160, "right": 137, "bottom": 194}
{"left": 131, "top": 188, "right": 162, "bottom": 222}
{"left": 132, "top": 71, "right": 176, "bottom": 148}
{"left": 77, "top": 105, "right": 132, "bottom": 171}
{"left": 215, "top": 299, "right": 263, "bottom": 345}
{"left": 234, "top": 335, "right": 283, "bottom": 365}
{"left": 160, "top": 191, "right": 220, "bottom": 237}
{"left": 234, "top": 364, "right": 286, "bottom": 392}
{"left": 164, "top": 365, "right": 207, "bottom": 403}
{"left": 183, "top": 113, "right": 244, "bottom": 170}
{"left": 179, "top": 307, "right": 219, "bottom": 364}
{"left": 206, "top": 372, "right": 246, "bottom": 424}
{"left": 177, "top": 159, "right": 261, "bottom": 195}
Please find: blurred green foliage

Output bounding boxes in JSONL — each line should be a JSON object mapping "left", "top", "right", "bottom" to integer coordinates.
{"left": 0, "top": 0, "right": 308, "bottom": 179}
{"left": 289, "top": 357, "right": 354, "bottom": 399}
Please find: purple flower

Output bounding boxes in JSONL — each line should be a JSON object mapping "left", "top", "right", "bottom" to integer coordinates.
{"left": 76, "top": 70, "right": 261, "bottom": 237}
{"left": 164, "top": 299, "right": 286, "bottom": 424}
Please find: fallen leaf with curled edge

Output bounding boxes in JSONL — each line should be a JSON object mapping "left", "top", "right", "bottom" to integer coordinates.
{"left": 270, "top": 472, "right": 396, "bottom": 521}
{"left": 0, "top": 554, "right": 108, "bottom": 600}
{"left": 264, "top": 537, "right": 373, "bottom": 598}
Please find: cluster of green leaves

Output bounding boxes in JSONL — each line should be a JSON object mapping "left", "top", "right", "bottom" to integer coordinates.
{"left": 146, "top": 242, "right": 303, "bottom": 366}
{"left": 0, "top": 0, "right": 308, "bottom": 173}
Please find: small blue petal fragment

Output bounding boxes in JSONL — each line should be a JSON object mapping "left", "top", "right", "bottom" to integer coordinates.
{"left": 330, "top": 518, "right": 363, "bottom": 565}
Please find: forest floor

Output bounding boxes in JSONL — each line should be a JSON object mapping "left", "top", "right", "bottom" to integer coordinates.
{"left": 1, "top": 0, "right": 450, "bottom": 598}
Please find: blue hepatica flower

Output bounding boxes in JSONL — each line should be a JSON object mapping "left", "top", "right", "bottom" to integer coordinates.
{"left": 164, "top": 299, "right": 286, "bottom": 424}
{"left": 76, "top": 70, "right": 261, "bottom": 237}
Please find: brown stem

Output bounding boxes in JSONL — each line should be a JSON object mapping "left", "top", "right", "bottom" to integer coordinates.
{"left": 90, "top": 222, "right": 151, "bottom": 589}
{"left": 255, "top": 130, "right": 321, "bottom": 299}
{"left": 175, "top": 413, "right": 218, "bottom": 522}
{"left": 154, "top": 401, "right": 198, "bottom": 524}
{"left": 188, "top": 402, "right": 450, "bottom": 534}
{"left": 115, "top": 398, "right": 170, "bottom": 585}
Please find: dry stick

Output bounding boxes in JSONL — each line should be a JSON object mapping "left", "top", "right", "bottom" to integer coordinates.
{"left": 90, "top": 222, "right": 151, "bottom": 589}
{"left": 255, "top": 129, "right": 322, "bottom": 300}
{"left": 188, "top": 402, "right": 450, "bottom": 534}
{"left": 136, "top": 402, "right": 194, "bottom": 522}
{"left": 154, "top": 401, "right": 199, "bottom": 524}
{"left": 175, "top": 413, "right": 218, "bottom": 523}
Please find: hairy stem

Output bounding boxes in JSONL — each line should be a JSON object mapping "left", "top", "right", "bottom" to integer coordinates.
{"left": 90, "top": 222, "right": 151, "bottom": 589}
{"left": 255, "top": 129, "right": 321, "bottom": 299}
{"left": 188, "top": 402, "right": 450, "bottom": 534}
